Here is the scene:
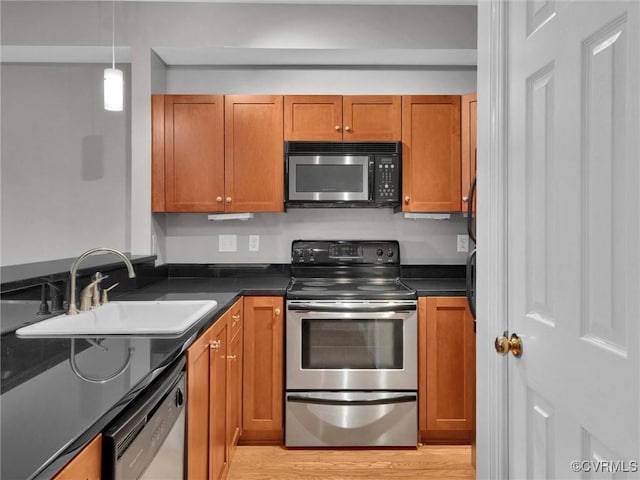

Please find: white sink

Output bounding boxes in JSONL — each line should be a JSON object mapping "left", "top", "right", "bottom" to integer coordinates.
{"left": 15, "top": 300, "right": 218, "bottom": 338}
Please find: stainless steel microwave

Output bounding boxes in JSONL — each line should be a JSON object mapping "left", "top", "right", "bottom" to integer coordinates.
{"left": 285, "top": 141, "right": 402, "bottom": 207}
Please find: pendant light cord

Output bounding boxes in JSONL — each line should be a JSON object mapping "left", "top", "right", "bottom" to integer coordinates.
{"left": 111, "top": 0, "right": 115, "bottom": 69}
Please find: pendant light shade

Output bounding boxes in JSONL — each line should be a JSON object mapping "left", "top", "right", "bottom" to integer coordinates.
{"left": 104, "top": 67, "right": 123, "bottom": 111}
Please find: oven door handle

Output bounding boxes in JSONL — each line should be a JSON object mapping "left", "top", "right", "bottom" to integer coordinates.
{"left": 287, "top": 393, "right": 417, "bottom": 406}
{"left": 287, "top": 303, "right": 416, "bottom": 313}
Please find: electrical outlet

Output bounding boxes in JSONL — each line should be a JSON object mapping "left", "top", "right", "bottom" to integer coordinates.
{"left": 249, "top": 235, "right": 260, "bottom": 252}
{"left": 219, "top": 234, "right": 237, "bottom": 252}
{"left": 457, "top": 234, "right": 469, "bottom": 253}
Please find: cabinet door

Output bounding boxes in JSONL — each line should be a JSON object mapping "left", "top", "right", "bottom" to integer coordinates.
{"left": 159, "top": 95, "right": 225, "bottom": 212}
{"left": 208, "top": 316, "right": 229, "bottom": 480}
{"left": 52, "top": 434, "right": 102, "bottom": 480}
{"left": 227, "top": 299, "right": 244, "bottom": 460}
{"left": 241, "top": 296, "right": 284, "bottom": 444}
{"left": 402, "top": 95, "right": 461, "bottom": 212}
{"left": 419, "top": 297, "right": 475, "bottom": 444}
{"left": 461, "top": 93, "right": 477, "bottom": 212}
{"left": 225, "top": 95, "right": 284, "bottom": 213}
{"left": 284, "top": 95, "right": 343, "bottom": 141}
{"left": 343, "top": 95, "right": 401, "bottom": 141}
{"left": 186, "top": 327, "right": 211, "bottom": 479}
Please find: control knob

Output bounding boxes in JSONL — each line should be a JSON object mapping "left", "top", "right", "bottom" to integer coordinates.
{"left": 376, "top": 248, "right": 384, "bottom": 257}
{"left": 387, "top": 249, "right": 394, "bottom": 258}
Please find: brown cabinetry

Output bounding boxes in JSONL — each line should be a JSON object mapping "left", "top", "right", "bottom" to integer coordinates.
{"left": 284, "top": 95, "right": 401, "bottom": 141}
{"left": 461, "top": 93, "right": 477, "bottom": 212}
{"left": 226, "top": 299, "right": 243, "bottom": 461}
{"left": 152, "top": 94, "right": 284, "bottom": 213}
{"left": 187, "top": 304, "right": 237, "bottom": 480}
{"left": 402, "top": 95, "right": 461, "bottom": 212}
{"left": 241, "top": 296, "right": 284, "bottom": 444}
{"left": 418, "top": 296, "right": 475, "bottom": 444}
{"left": 152, "top": 95, "right": 224, "bottom": 213}
{"left": 224, "top": 95, "right": 284, "bottom": 213}
{"left": 52, "top": 434, "right": 102, "bottom": 480}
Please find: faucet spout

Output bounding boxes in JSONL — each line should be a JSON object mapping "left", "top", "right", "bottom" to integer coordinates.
{"left": 67, "top": 247, "right": 136, "bottom": 315}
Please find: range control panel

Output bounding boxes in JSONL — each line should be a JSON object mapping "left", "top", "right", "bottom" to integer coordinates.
{"left": 291, "top": 240, "right": 400, "bottom": 265}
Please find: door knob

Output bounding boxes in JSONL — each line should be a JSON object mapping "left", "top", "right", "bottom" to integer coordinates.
{"left": 225, "top": 197, "right": 232, "bottom": 203}
{"left": 334, "top": 125, "right": 341, "bottom": 132}
{"left": 494, "top": 332, "right": 523, "bottom": 357}
{"left": 274, "top": 308, "right": 281, "bottom": 316}
{"left": 404, "top": 196, "right": 410, "bottom": 204}
{"left": 344, "top": 125, "right": 352, "bottom": 132}
{"left": 216, "top": 196, "right": 223, "bottom": 203}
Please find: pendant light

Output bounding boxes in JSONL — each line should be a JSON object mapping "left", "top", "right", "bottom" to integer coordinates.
{"left": 104, "top": 0, "right": 123, "bottom": 111}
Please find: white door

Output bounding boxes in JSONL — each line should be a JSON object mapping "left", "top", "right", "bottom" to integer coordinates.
{"left": 503, "top": 0, "right": 640, "bottom": 478}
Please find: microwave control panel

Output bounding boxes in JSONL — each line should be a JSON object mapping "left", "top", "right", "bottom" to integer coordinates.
{"left": 372, "top": 156, "right": 401, "bottom": 203}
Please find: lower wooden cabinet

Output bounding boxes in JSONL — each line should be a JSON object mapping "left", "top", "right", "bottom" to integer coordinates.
{"left": 187, "top": 299, "right": 244, "bottom": 480}
{"left": 419, "top": 296, "right": 475, "bottom": 444}
{"left": 227, "top": 299, "right": 244, "bottom": 460}
{"left": 52, "top": 433, "right": 102, "bottom": 480}
{"left": 241, "top": 296, "right": 284, "bottom": 444}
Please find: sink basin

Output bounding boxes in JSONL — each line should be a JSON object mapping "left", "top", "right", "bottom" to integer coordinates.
{"left": 15, "top": 300, "right": 218, "bottom": 338}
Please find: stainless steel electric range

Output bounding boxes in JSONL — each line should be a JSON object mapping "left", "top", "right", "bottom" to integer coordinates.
{"left": 285, "top": 240, "right": 418, "bottom": 447}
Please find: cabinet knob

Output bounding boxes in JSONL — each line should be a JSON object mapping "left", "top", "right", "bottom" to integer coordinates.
{"left": 225, "top": 197, "right": 232, "bottom": 204}
{"left": 462, "top": 196, "right": 469, "bottom": 202}
{"left": 344, "top": 125, "right": 351, "bottom": 132}
{"left": 274, "top": 308, "right": 281, "bottom": 316}
{"left": 227, "top": 354, "right": 237, "bottom": 361}
{"left": 404, "top": 196, "right": 410, "bottom": 204}
{"left": 210, "top": 340, "right": 221, "bottom": 351}
{"left": 232, "top": 314, "right": 240, "bottom": 320}
{"left": 334, "top": 125, "right": 341, "bottom": 132}
{"left": 216, "top": 196, "right": 223, "bottom": 203}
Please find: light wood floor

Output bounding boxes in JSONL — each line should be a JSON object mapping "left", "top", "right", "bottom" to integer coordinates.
{"left": 227, "top": 445, "right": 475, "bottom": 480}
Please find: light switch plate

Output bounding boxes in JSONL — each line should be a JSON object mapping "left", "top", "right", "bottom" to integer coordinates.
{"left": 219, "top": 234, "right": 237, "bottom": 252}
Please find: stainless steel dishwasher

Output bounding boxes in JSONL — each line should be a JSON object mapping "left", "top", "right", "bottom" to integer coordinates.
{"left": 103, "top": 357, "right": 186, "bottom": 480}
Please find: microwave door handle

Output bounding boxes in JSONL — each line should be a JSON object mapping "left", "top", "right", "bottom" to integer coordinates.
{"left": 287, "top": 394, "right": 417, "bottom": 406}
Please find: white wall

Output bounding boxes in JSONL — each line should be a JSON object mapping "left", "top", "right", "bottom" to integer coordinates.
{"left": 0, "top": 64, "right": 130, "bottom": 266}
{"left": 1, "top": 2, "right": 476, "bottom": 266}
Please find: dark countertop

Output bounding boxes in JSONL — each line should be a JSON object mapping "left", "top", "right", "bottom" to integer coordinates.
{"left": 403, "top": 277, "right": 467, "bottom": 297}
{"left": 1, "top": 275, "right": 290, "bottom": 480}
{"left": 0, "top": 264, "right": 463, "bottom": 480}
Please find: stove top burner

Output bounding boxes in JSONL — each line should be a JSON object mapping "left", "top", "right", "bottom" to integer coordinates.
{"left": 356, "top": 285, "right": 397, "bottom": 292}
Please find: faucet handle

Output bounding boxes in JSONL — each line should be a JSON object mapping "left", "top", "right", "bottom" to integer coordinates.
{"left": 91, "top": 273, "right": 108, "bottom": 307}
{"left": 79, "top": 278, "right": 102, "bottom": 311}
{"left": 101, "top": 282, "right": 120, "bottom": 305}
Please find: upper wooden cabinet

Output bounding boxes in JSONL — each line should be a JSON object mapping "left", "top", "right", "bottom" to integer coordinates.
{"left": 152, "top": 94, "right": 284, "bottom": 213}
{"left": 461, "top": 93, "right": 477, "bottom": 212}
{"left": 418, "top": 296, "right": 475, "bottom": 444}
{"left": 153, "top": 95, "right": 225, "bottom": 213}
{"left": 224, "top": 95, "right": 284, "bottom": 213}
{"left": 284, "top": 95, "right": 401, "bottom": 142}
{"left": 52, "top": 434, "right": 102, "bottom": 480}
{"left": 401, "top": 95, "right": 461, "bottom": 212}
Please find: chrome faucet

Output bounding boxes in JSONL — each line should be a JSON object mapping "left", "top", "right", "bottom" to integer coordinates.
{"left": 67, "top": 247, "right": 136, "bottom": 315}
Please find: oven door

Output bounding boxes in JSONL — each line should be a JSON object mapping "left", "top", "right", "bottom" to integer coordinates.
{"left": 286, "top": 300, "right": 417, "bottom": 391}
{"left": 288, "top": 155, "right": 370, "bottom": 202}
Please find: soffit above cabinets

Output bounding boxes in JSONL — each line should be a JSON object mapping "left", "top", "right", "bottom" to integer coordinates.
{"left": 0, "top": 46, "right": 476, "bottom": 67}
{"left": 0, "top": 45, "right": 132, "bottom": 63}
{"left": 154, "top": 47, "right": 477, "bottom": 67}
